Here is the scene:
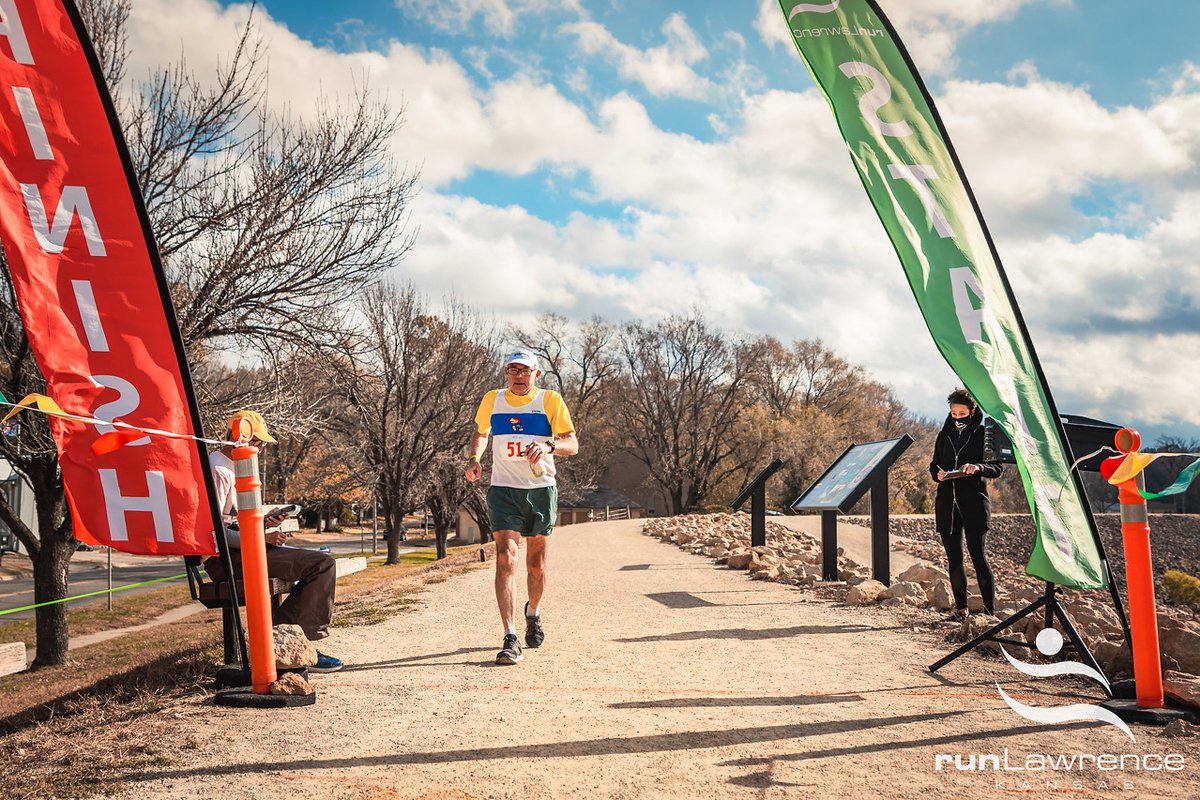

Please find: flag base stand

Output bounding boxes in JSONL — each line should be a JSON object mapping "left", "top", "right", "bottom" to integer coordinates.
{"left": 213, "top": 665, "right": 317, "bottom": 706}
{"left": 1100, "top": 697, "right": 1198, "bottom": 726}
{"left": 215, "top": 665, "right": 309, "bottom": 690}
{"left": 214, "top": 686, "right": 317, "bottom": 708}
{"left": 929, "top": 582, "right": 1107, "bottom": 687}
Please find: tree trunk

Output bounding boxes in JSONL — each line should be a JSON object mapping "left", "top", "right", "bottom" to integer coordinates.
{"left": 31, "top": 536, "right": 73, "bottom": 668}
{"left": 385, "top": 528, "right": 402, "bottom": 564}
{"left": 434, "top": 523, "right": 448, "bottom": 560}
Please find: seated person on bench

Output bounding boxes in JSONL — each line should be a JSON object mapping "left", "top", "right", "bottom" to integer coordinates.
{"left": 204, "top": 410, "right": 344, "bottom": 673}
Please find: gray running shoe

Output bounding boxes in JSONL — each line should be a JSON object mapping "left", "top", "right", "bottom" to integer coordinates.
{"left": 524, "top": 602, "right": 545, "bottom": 648}
{"left": 496, "top": 633, "right": 522, "bottom": 665}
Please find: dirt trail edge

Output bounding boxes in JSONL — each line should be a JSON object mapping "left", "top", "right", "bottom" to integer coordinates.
{"left": 115, "top": 519, "right": 1199, "bottom": 800}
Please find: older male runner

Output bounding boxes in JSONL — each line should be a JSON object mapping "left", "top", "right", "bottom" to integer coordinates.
{"left": 465, "top": 350, "right": 578, "bottom": 665}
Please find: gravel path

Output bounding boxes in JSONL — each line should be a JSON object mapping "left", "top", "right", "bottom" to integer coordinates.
{"left": 113, "top": 519, "right": 1200, "bottom": 800}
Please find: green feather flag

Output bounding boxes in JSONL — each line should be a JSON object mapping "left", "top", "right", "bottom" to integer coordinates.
{"left": 778, "top": 0, "right": 1106, "bottom": 588}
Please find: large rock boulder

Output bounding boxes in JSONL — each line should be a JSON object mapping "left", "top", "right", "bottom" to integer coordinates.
{"left": 1163, "top": 671, "right": 1200, "bottom": 711}
{"left": 928, "top": 580, "right": 955, "bottom": 611}
{"left": 1162, "top": 720, "right": 1200, "bottom": 738}
{"left": 725, "top": 551, "right": 753, "bottom": 570}
{"left": 1159, "top": 623, "right": 1200, "bottom": 673}
{"left": 896, "top": 564, "right": 949, "bottom": 587}
{"left": 1092, "top": 640, "right": 1133, "bottom": 681}
{"left": 877, "top": 581, "right": 928, "bottom": 606}
{"left": 792, "top": 563, "right": 819, "bottom": 586}
{"left": 274, "top": 623, "right": 317, "bottom": 669}
{"left": 846, "top": 579, "right": 886, "bottom": 606}
{"left": 271, "top": 671, "right": 315, "bottom": 696}
{"left": 751, "top": 564, "right": 785, "bottom": 581}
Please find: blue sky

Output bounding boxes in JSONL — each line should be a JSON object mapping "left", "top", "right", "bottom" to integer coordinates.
{"left": 123, "top": 0, "right": 1200, "bottom": 445}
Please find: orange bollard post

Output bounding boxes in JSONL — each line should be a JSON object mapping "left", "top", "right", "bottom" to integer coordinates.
{"left": 1101, "top": 428, "right": 1164, "bottom": 709}
{"left": 230, "top": 417, "right": 277, "bottom": 694}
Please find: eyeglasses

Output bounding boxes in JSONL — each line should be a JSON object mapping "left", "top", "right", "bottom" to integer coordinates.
{"left": 505, "top": 366, "right": 533, "bottom": 376}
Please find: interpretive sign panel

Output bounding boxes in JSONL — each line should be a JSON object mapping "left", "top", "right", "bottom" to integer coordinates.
{"left": 792, "top": 436, "right": 913, "bottom": 514}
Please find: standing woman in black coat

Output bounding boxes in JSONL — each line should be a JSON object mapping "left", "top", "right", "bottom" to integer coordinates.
{"left": 929, "top": 388, "right": 1003, "bottom": 618}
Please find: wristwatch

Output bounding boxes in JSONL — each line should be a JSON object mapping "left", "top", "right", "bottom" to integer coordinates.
{"left": 546, "top": 439, "right": 556, "bottom": 453}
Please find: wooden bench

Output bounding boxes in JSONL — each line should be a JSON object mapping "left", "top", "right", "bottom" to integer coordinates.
{"left": 184, "top": 555, "right": 297, "bottom": 665}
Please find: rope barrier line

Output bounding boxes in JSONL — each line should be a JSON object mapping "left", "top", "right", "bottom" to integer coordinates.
{"left": 0, "top": 573, "right": 187, "bottom": 615}
{"left": 1053, "top": 445, "right": 1200, "bottom": 515}
{"left": 0, "top": 393, "right": 237, "bottom": 448}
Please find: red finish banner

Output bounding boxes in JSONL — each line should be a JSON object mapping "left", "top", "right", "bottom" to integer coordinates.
{"left": 0, "top": 0, "right": 218, "bottom": 555}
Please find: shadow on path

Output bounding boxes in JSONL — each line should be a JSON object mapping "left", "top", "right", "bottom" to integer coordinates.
{"left": 610, "top": 693, "right": 865, "bottom": 710}
{"left": 128, "top": 710, "right": 974, "bottom": 782}
{"left": 617, "top": 624, "right": 873, "bottom": 643}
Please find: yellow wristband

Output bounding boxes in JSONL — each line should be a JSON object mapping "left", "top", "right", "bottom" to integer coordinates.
{"left": 469, "top": 454, "right": 480, "bottom": 461}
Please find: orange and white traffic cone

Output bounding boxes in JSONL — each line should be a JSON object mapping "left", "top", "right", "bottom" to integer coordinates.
{"left": 1100, "top": 428, "right": 1164, "bottom": 709}
{"left": 230, "top": 416, "right": 277, "bottom": 695}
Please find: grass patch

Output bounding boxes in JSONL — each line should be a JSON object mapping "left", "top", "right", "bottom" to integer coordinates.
{"left": 0, "top": 540, "right": 487, "bottom": 800}
{"left": 332, "top": 607, "right": 401, "bottom": 627}
{"left": 333, "top": 587, "right": 423, "bottom": 628}
{"left": 0, "top": 582, "right": 195, "bottom": 647}
{"left": 0, "top": 684, "right": 194, "bottom": 799}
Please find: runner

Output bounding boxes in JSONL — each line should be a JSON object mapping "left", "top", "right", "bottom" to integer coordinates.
{"left": 465, "top": 350, "right": 578, "bottom": 665}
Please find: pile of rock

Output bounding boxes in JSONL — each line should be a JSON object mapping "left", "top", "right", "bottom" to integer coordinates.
{"left": 642, "top": 513, "right": 1200, "bottom": 712}
{"left": 641, "top": 513, "right": 872, "bottom": 588}
{"left": 849, "top": 513, "right": 1200, "bottom": 601}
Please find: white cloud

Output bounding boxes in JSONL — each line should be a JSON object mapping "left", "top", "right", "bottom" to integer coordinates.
{"left": 940, "top": 69, "right": 1194, "bottom": 236}
{"left": 753, "top": 0, "right": 794, "bottom": 51}
{"left": 394, "top": 0, "right": 583, "bottom": 38}
{"left": 560, "top": 13, "right": 714, "bottom": 100}
{"left": 1039, "top": 331, "right": 1200, "bottom": 430}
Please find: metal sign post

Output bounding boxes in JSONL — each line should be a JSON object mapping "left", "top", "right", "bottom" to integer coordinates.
{"left": 730, "top": 458, "right": 785, "bottom": 548}
{"left": 791, "top": 435, "right": 914, "bottom": 586}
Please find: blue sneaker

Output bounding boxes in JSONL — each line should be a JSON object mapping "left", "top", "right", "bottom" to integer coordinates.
{"left": 310, "top": 651, "right": 344, "bottom": 673}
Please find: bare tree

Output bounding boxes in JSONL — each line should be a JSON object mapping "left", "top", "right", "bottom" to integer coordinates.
{"left": 79, "top": 0, "right": 129, "bottom": 94}
{"left": 0, "top": 0, "right": 417, "bottom": 664}
{"left": 195, "top": 347, "right": 344, "bottom": 503}
{"left": 737, "top": 334, "right": 935, "bottom": 512}
{"left": 114, "top": 11, "right": 417, "bottom": 355}
{"left": 423, "top": 452, "right": 485, "bottom": 559}
{"left": 326, "top": 283, "right": 496, "bottom": 563}
{"left": 618, "top": 313, "right": 758, "bottom": 515}
{"left": 0, "top": 266, "right": 75, "bottom": 667}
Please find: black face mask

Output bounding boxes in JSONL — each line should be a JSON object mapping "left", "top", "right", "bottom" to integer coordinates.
{"left": 953, "top": 417, "right": 969, "bottom": 431}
